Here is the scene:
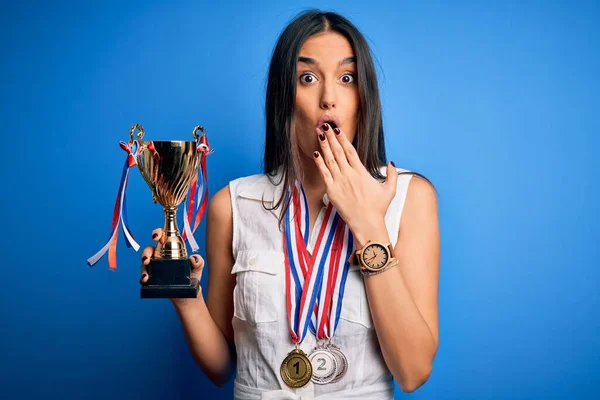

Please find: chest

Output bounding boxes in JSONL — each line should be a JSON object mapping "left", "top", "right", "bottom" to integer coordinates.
{"left": 231, "top": 196, "right": 374, "bottom": 331}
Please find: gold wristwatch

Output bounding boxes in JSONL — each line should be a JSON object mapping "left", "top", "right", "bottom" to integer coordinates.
{"left": 349, "top": 240, "right": 398, "bottom": 276}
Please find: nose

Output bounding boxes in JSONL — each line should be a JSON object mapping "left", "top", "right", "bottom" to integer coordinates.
{"left": 320, "top": 100, "right": 335, "bottom": 109}
{"left": 320, "top": 81, "right": 336, "bottom": 110}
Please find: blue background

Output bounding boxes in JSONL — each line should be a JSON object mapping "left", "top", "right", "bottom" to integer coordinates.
{"left": 1, "top": 0, "right": 598, "bottom": 399}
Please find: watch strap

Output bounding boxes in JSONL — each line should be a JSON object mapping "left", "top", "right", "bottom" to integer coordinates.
{"left": 360, "top": 258, "right": 399, "bottom": 277}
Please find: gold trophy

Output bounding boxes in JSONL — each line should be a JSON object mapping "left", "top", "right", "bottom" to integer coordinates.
{"left": 87, "top": 123, "right": 212, "bottom": 299}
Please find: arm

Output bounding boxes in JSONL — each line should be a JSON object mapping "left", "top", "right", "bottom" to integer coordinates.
{"left": 172, "top": 185, "right": 237, "bottom": 387}
{"left": 312, "top": 122, "right": 440, "bottom": 393}
{"left": 353, "top": 177, "right": 440, "bottom": 392}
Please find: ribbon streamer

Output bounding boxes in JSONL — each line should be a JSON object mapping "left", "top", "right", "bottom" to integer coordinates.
{"left": 182, "top": 134, "right": 213, "bottom": 252}
{"left": 87, "top": 141, "right": 141, "bottom": 269}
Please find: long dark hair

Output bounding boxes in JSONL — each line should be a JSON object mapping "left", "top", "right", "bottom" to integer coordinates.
{"left": 263, "top": 9, "right": 432, "bottom": 223}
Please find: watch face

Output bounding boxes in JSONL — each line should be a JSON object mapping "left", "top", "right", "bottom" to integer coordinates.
{"left": 362, "top": 243, "right": 389, "bottom": 270}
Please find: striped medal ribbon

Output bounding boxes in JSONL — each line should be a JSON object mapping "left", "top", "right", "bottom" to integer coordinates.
{"left": 306, "top": 189, "right": 353, "bottom": 385}
{"left": 281, "top": 181, "right": 349, "bottom": 388}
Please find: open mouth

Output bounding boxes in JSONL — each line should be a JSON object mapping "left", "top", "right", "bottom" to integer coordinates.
{"left": 317, "top": 115, "right": 341, "bottom": 131}
{"left": 325, "top": 120, "right": 337, "bottom": 130}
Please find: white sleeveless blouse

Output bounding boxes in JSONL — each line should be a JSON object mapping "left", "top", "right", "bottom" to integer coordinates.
{"left": 228, "top": 167, "right": 413, "bottom": 399}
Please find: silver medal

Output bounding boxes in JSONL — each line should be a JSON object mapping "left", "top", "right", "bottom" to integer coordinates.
{"left": 308, "top": 344, "right": 339, "bottom": 385}
{"left": 326, "top": 342, "right": 348, "bottom": 383}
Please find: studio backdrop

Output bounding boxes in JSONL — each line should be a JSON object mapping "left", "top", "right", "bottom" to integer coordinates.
{"left": 1, "top": 1, "right": 598, "bottom": 399}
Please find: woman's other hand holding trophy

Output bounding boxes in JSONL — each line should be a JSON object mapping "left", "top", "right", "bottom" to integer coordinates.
{"left": 140, "top": 227, "right": 205, "bottom": 306}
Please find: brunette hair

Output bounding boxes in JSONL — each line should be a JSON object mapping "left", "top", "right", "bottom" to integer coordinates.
{"left": 263, "top": 9, "right": 433, "bottom": 223}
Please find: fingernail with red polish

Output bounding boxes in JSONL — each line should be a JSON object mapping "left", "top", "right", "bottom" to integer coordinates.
{"left": 319, "top": 133, "right": 325, "bottom": 141}
{"left": 322, "top": 124, "right": 329, "bottom": 131}
{"left": 334, "top": 128, "right": 340, "bottom": 135}
{"left": 313, "top": 151, "right": 320, "bottom": 158}
{"left": 142, "top": 256, "right": 148, "bottom": 262}
{"left": 391, "top": 161, "right": 396, "bottom": 167}
{"left": 152, "top": 233, "right": 158, "bottom": 239}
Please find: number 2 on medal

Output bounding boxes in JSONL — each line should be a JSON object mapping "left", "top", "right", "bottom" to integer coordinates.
{"left": 293, "top": 361, "right": 300, "bottom": 375}
{"left": 317, "top": 358, "right": 326, "bottom": 371}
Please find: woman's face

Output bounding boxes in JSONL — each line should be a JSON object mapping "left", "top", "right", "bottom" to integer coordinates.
{"left": 294, "top": 31, "right": 359, "bottom": 159}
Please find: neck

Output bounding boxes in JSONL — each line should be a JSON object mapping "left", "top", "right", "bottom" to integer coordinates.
{"left": 298, "top": 154, "right": 327, "bottom": 205}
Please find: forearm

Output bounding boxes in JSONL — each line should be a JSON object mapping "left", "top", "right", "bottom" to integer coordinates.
{"left": 364, "top": 265, "right": 436, "bottom": 391}
{"left": 173, "top": 295, "right": 235, "bottom": 386}
{"left": 353, "top": 223, "right": 436, "bottom": 392}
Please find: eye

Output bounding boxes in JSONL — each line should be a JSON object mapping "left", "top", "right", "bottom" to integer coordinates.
{"left": 299, "top": 73, "right": 318, "bottom": 84}
{"left": 340, "top": 73, "right": 355, "bottom": 84}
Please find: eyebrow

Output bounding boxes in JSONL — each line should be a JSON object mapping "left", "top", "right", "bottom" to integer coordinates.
{"left": 298, "top": 56, "right": 356, "bottom": 66}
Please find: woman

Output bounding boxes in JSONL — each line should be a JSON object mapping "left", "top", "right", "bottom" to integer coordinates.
{"left": 140, "top": 9, "right": 439, "bottom": 399}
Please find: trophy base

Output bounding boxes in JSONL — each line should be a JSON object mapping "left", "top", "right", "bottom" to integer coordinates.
{"left": 140, "top": 258, "right": 200, "bottom": 299}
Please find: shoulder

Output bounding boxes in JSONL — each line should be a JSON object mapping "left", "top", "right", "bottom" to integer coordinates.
{"left": 377, "top": 164, "right": 437, "bottom": 228}
{"left": 401, "top": 171, "right": 438, "bottom": 233}
{"left": 229, "top": 171, "right": 283, "bottom": 202}
{"left": 229, "top": 172, "right": 269, "bottom": 188}
{"left": 229, "top": 172, "right": 275, "bottom": 194}
{"left": 210, "top": 172, "right": 279, "bottom": 219}
{"left": 406, "top": 176, "right": 437, "bottom": 208}
{"left": 208, "top": 184, "right": 232, "bottom": 225}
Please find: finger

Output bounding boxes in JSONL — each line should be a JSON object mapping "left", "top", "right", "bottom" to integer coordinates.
{"left": 151, "top": 228, "right": 164, "bottom": 258}
{"left": 141, "top": 245, "right": 154, "bottom": 264}
{"left": 332, "top": 126, "right": 362, "bottom": 169}
{"left": 317, "top": 125, "right": 341, "bottom": 178}
{"left": 312, "top": 151, "right": 333, "bottom": 185}
{"left": 151, "top": 228, "right": 165, "bottom": 244}
{"left": 140, "top": 245, "right": 154, "bottom": 284}
{"left": 322, "top": 123, "right": 350, "bottom": 172}
{"left": 140, "top": 270, "right": 149, "bottom": 285}
{"left": 189, "top": 254, "right": 205, "bottom": 280}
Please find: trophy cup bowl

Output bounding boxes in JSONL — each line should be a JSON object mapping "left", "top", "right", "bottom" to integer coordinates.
{"left": 136, "top": 127, "right": 204, "bottom": 299}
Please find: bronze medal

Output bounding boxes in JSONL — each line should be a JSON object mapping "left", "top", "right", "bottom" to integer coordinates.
{"left": 280, "top": 348, "right": 313, "bottom": 388}
{"left": 326, "top": 342, "right": 348, "bottom": 383}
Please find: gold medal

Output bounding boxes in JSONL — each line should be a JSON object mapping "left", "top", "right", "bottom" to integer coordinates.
{"left": 280, "top": 347, "right": 313, "bottom": 388}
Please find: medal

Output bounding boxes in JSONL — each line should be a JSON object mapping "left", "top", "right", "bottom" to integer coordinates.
{"left": 281, "top": 183, "right": 354, "bottom": 387}
{"left": 308, "top": 343, "right": 338, "bottom": 385}
{"left": 280, "top": 346, "right": 313, "bottom": 388}
{"left": 326, "top": 342, "right": 348, "bottom": 383}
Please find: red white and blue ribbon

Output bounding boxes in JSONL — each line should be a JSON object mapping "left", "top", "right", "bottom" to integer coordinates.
{"left": 316, "top": 219, "right": 353, "bottom": 339}
{"left": 283, "top": 181, "right": 348, "bottom": 345}
{"left": 182, "top": 134, "right": 213, "bottom": 252}
{"left": 87, "top": 140, "right": 141, "bottom": 269}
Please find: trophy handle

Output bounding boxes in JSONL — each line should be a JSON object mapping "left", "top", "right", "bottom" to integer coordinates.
{"left": 192, "top": 125, "right": 206, "bottom": 141}
{"left": 130, "top": 123, "right": 145, "bottom": 144}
